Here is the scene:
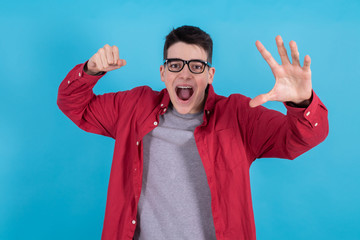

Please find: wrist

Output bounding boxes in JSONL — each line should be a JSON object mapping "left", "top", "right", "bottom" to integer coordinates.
{"left": 286, "top": 92, "right": 313, "bottom": 108}
{"left": 84, "top": 61, "right": 105, "bottom": 76}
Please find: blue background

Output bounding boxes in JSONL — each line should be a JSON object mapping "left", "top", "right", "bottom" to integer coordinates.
{"left": 1, "top": 0, "right": 359, "bottom": 239}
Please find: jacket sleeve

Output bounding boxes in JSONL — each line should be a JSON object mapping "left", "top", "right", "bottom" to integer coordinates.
{"left": 243, "top": 91, "right": 329, "bottom": 160}
{"left": 57, "top": 62, "right": 129, "bottom": 139}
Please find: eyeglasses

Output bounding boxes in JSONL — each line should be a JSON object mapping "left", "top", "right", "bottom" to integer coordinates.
{"left": 163, "top": 58, "right": 212, "bottom": 74}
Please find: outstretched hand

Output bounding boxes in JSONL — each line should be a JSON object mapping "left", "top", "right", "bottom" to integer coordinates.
{"left": 249, "top": 36, "right": 312, "bottom": 108}
{"left": 85, "top": 44, "right": 127, "bottom": 75}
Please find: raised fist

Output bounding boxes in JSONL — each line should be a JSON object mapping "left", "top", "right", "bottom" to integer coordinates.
{"left": 85, "top": 44, "right": 126, "bottom": 75}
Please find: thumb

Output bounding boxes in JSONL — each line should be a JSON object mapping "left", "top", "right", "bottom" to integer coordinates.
{"left": 116, "top": 59, "right": 127, "bottom": 68}
{"left": 249, "top": 93, "right": 270, "bottom": 108}
{"left": 88, "top": 59, "right": 97, "bottom": 68}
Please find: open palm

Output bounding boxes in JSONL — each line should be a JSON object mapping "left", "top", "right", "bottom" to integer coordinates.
{"left": 249, "top": 36, "right": 313, "bottom": 108}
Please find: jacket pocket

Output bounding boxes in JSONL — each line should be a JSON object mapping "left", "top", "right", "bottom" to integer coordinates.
{"left": 214, "top": 128, "right": 243, "bottom": 171}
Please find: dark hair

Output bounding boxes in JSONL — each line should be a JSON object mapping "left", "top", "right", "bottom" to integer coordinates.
{"left": 163, "top": 25, "right": 213, "bottom": 64}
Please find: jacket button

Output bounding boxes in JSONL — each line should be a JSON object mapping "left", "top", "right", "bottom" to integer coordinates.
{"left": 132, "top": 220, "right": 136, "bottom": 224}
{"left": 154, "top": 121, "right": 158, "bottom": 126}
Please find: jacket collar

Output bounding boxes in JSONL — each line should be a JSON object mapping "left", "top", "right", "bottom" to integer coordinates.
{"left": 204, "top": 84, "right": 216, "bottom": 113}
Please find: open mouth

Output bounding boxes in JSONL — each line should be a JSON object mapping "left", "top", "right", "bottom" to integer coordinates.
{"left": 176, "top": 86, "right": 194, "bottom": 101}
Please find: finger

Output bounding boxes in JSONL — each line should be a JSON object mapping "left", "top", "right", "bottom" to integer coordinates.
{"left": 255, "top": 40, "right": 279, "bottom": 69}
{"left": 289, "top": 40, "right": 300, "bottom": 66}
{"left": 276, "top": 35, "right": 290, "bottom": 65}
{"left": 302, "top": 55, "right": 311, "bottom": 71}
{"left": 112, "top": 46, "right": 119, "bottom": 65}
{"left": 104, "top": 44, "right": 114, "bottom": 66}
{"left": 249, "top": 92, "right": 271, "bottom": 108}
{"left": 98, "top": 48, "right": 109, "bottom": 69}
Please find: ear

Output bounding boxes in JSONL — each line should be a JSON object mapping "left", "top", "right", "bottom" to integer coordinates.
{"left": 207, "top": 67, "right": 215, "bottom": 85}
{"left": 160, "top": 65, "right": 165, "bottom": 82}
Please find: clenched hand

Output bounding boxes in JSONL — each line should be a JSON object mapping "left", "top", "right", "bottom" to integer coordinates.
{"left": 85, "top": 44, "right": 126, "bottom": 75}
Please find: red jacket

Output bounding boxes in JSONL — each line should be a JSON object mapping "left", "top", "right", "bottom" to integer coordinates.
{"left": 57, "top": 63, "right": 329, "bottom": 240}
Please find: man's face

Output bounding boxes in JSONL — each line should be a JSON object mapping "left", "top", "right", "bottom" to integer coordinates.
{"left": 160, "top": 42, "right": 215, "bottom": 114}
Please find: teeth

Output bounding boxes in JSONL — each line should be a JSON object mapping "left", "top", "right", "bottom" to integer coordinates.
{"left": 177, "top": 86, "right": 192, "bottom": 89}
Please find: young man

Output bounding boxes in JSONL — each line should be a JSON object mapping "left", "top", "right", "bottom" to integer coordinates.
{"left": 57, "top": 26, "right": 328, "bottom": 240}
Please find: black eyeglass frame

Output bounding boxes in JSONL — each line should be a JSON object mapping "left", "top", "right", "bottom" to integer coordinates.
{"left": 163, "top": 58, "right": 212, "bottom": 74}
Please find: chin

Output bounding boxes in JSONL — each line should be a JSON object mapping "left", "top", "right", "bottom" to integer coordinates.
{"left": 169, "top": 90, "right": 203, "bottom": 114}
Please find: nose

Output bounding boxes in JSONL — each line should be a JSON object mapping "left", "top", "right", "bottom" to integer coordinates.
{"left": 178, "top": 63, "right": 193, "bottom": 78}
